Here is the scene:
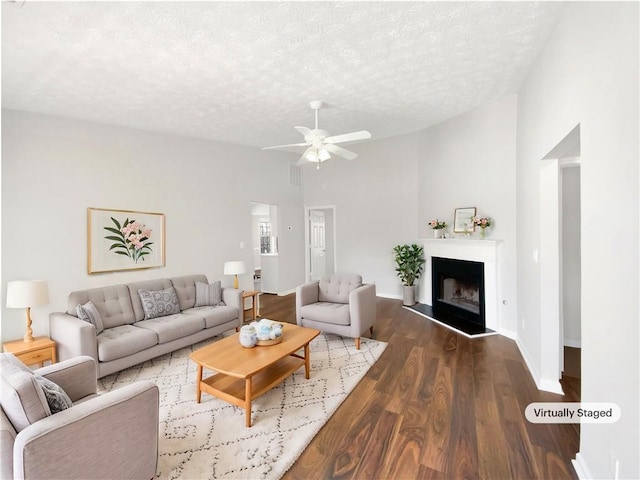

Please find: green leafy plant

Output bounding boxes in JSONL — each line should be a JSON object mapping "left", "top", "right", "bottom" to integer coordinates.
{"left": 104, "top": 217, "right": 154, "bottom": 263}
{"left": 393, "top": 243, "right": 425, "bottom": 287}
{"left": 428, "top": 219, "right": 447, "bottom": 230}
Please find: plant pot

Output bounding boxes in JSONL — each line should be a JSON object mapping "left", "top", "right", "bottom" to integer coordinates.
{"left": 402, "top": 285, "right": 416, "bottom": 306}
{"left": 433, "top": 229, "right": 441, "bottom": 239}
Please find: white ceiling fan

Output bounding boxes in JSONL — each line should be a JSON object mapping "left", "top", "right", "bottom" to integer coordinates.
{"left": 262, "top": 101, "right": 371, "bottom": 167}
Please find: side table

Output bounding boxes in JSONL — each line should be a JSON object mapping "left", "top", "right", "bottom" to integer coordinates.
{"left": 3, "top": 336, "right": 57, "bottom": 368}
{"left": 242, "top": 290, "right": 261, "bottom": 322}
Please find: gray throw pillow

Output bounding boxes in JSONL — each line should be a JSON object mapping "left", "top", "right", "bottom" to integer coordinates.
{"left": 194, "top": 281, "right": 225, "bottom": 307}
{"left": 76, "top": 301, "right": 105, "bottom": 334}
{"left": 138, "top": 287, "right": 181, "bottom": 319}
{"left": 34, "top": 375, "right": 73, "bottom": 414}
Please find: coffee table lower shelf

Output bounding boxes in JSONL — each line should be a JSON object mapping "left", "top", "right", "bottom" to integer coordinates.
{"left": 197, "top": 354, "right": 305, "bottom": 427}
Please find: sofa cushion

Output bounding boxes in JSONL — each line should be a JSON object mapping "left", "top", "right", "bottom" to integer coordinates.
{"left": 300, "top": 302, "right": 351, "bottom": 326}
{"left": 76, "top": 301, "right": 105, "bottom": 334}
{"left": 96, "top": 325, "right": 158, "bottom": 362}
{"left": 135, "top": 314, "right": 204, "bottom": 344}
{"left": 138, "top": 287, "right": 181, "bottom": 320}
{"left": 170, "top": 274, "right": 208, "bottom": 310}
{"left": 183, "top": 305, "right": 238, "bottom": 329}
{"left": 194, "top": 281, "right": 225, "bottom": 307}
{"left": 127, "top": 278, "right": 173, "bottom": 321}
{"left": 0, "top": 354, "right": 50, "bottom": 432}
{"left": 68, "top": 284, "right": 135, "bottom": 329}
{"left": 34, "top": 376, "right": 73, "bottom": 414}
{"left": 318, "top": 274, "right": 362, "bottom": 304}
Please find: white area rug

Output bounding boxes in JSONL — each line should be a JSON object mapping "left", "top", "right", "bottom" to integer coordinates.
{"left": 99, "top": 333, "right": 387, "bottom": 479}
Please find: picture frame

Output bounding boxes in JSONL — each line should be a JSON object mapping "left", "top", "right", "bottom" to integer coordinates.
{"left": 88, "top": 207, "right": 165, "bottom": 274}
{"left": 453, "top": 207, "right": 477, "bottom": 233}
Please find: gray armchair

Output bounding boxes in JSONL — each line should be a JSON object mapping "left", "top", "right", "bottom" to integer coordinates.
{"left": 296, "top": 273, "right": 377, "bottom": 349}
{"left": 0, "top": 353, "right": 159, "bottom": 480}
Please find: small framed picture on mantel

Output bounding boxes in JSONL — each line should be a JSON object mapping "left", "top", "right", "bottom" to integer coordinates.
{"left": 453, "top": 207, "right": 476, "bottom": 233}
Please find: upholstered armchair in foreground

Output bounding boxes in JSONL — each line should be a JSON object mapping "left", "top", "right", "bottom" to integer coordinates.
{"left": 296, "top": 273, "right": 377, "bottom": 349}
{"left": 0, "top": 353, "right": 159, "bottom": 480}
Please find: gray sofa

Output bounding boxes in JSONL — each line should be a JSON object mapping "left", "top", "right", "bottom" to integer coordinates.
{"left": 50, "top": 274, "right": 242, "bottom": 378}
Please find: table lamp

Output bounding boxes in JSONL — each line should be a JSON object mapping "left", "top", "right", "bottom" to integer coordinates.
{"left": 6, "top": 280, "right": 49, "bottom": 343}
{"left": 224, "top": 261, "right": 246, "bottom": 289}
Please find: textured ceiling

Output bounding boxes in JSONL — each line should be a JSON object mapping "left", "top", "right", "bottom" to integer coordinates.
{"left": 2, "top": 1, "right": 564, "bottom": 149}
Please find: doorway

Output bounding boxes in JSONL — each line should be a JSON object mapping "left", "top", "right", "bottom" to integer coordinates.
{"left": 305, "top": 206, "right": 336, "bottom": 282}
{"left": 251, "top": 202, "right": 278, "bottom": 293}
{"left": 539, "top": 124, "right": 581, "bottom": 395}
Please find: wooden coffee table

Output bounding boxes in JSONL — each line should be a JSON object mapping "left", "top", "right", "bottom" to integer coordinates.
{"left": 189, "top": 323, "right": 320, "bottom": 427}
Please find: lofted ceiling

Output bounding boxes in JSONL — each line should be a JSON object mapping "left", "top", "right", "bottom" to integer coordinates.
{"left": 1, "top": 1, "right": 564, "bottom": 150}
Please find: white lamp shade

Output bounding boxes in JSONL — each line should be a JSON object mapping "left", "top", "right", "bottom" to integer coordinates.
{"left": 224, "top": 261, "right": 246, "bottom": 276}
{"left": 6, "top": 280, "right": 49, "bottom": 308}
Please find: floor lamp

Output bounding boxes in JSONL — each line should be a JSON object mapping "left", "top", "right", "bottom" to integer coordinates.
{"left": 6, "top": 280, "right": 49, "bottom": 343}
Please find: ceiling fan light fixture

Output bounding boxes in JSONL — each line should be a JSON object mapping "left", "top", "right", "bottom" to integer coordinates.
{"left": 304, "top": 148, "right": 319, "bottom": 162}
{"left": 264, "top": 101, "right": 372, "bottom": 166}
{"left": 318, "top": 149, "right": 331, "bottom": 161}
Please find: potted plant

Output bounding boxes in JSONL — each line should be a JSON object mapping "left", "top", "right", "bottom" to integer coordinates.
{"left": 393, "top": 243, "right": 426, "bottom": 306}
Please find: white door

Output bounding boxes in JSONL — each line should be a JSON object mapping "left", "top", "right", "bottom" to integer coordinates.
{"left": 310, "top": 210, "right": 326, "bottom": 282}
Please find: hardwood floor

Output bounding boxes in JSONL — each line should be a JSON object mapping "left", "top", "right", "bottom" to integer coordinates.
{"left": 258, "top": 293, "right": 580, "bottom": 480}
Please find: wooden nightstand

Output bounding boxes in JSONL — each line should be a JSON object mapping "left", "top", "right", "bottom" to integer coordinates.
{"left": 3, "top": 336, "right": 57, "bottom": 368}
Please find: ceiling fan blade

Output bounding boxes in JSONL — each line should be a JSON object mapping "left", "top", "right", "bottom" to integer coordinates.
{"left": 294, "top": 126, "right": 313, "bottom": 137}
{"left": 262, "top": 142, "right": 310, "bottom": 151}
{"left": 324, "top": 130, "right": 371, "bottom": 144}
{"left": 323, "top": 143, "right": 358, "bottom": 160}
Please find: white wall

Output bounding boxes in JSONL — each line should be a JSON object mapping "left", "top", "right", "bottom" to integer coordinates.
{"left": 562, "top": 165, "right": 581, "bottom": 346}
{"left": 1, "top": 110, "right": 305, "bottom": 342}
{"left": 417, "top": 96, "right": 518, "bottom": 335}
{"left": 516, "top": 3, "right": 638, "bottom": 478}
{"left": 302, "top": 133, "right": 419, "bottom": 297}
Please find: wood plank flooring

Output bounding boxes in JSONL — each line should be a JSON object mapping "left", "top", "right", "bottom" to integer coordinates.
{"left": 258, "top": 293, "right": 580, "bottom": 480}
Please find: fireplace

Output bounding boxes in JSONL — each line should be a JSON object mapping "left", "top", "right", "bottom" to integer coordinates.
{"left": 413, "top": 239, "right": 501, "bottom": 336}
{"left": 431, "top": 256, "right": 486, "bottom": 333}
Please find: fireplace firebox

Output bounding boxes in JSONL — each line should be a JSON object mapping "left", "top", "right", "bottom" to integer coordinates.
{"left": 431, "top": 256, "right": 486, "bottom": 334}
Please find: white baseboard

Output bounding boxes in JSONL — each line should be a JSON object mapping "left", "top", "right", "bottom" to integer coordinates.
{"left": 564, "top": 339, "right": 582, "bottom": 348}
{"left": 515, "top": 336, "right": 564, "bottom": 395}
{"left": 499, "top": 327, "right": 517, "bottom": 340}
{"left": 539, "top": 378, "right": 564, "bottom": 394}
{"left": 276, "top": 288, "right": 296, "bottom": 297}
{"left": 572, "top": 452, "right": 592, "bottom": 480}
{"left": 376, "top": 292, "right": 402, "bottom": 300}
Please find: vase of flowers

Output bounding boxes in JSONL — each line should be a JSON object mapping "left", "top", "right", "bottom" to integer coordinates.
{"left": 428, "top": 219, "right": 447, "bottom": 238}
{"left": 473, "top": 216, "right": 492, "bottom": 239}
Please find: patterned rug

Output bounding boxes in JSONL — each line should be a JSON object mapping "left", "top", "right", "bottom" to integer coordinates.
{"left": 99, "top": 332, "right": 387, "bottom": 479}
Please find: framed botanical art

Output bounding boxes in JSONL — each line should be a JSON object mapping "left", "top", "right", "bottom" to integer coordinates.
{"left": 453, "top": 207, "right": 477, "bottom": 233}
{"left": 88, "top": 208, "right": 165, "bottom": 274}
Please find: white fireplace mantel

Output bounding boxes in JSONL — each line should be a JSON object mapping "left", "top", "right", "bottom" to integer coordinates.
{"left": 418, "top": 238, "right": 504, "bottom": 332}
